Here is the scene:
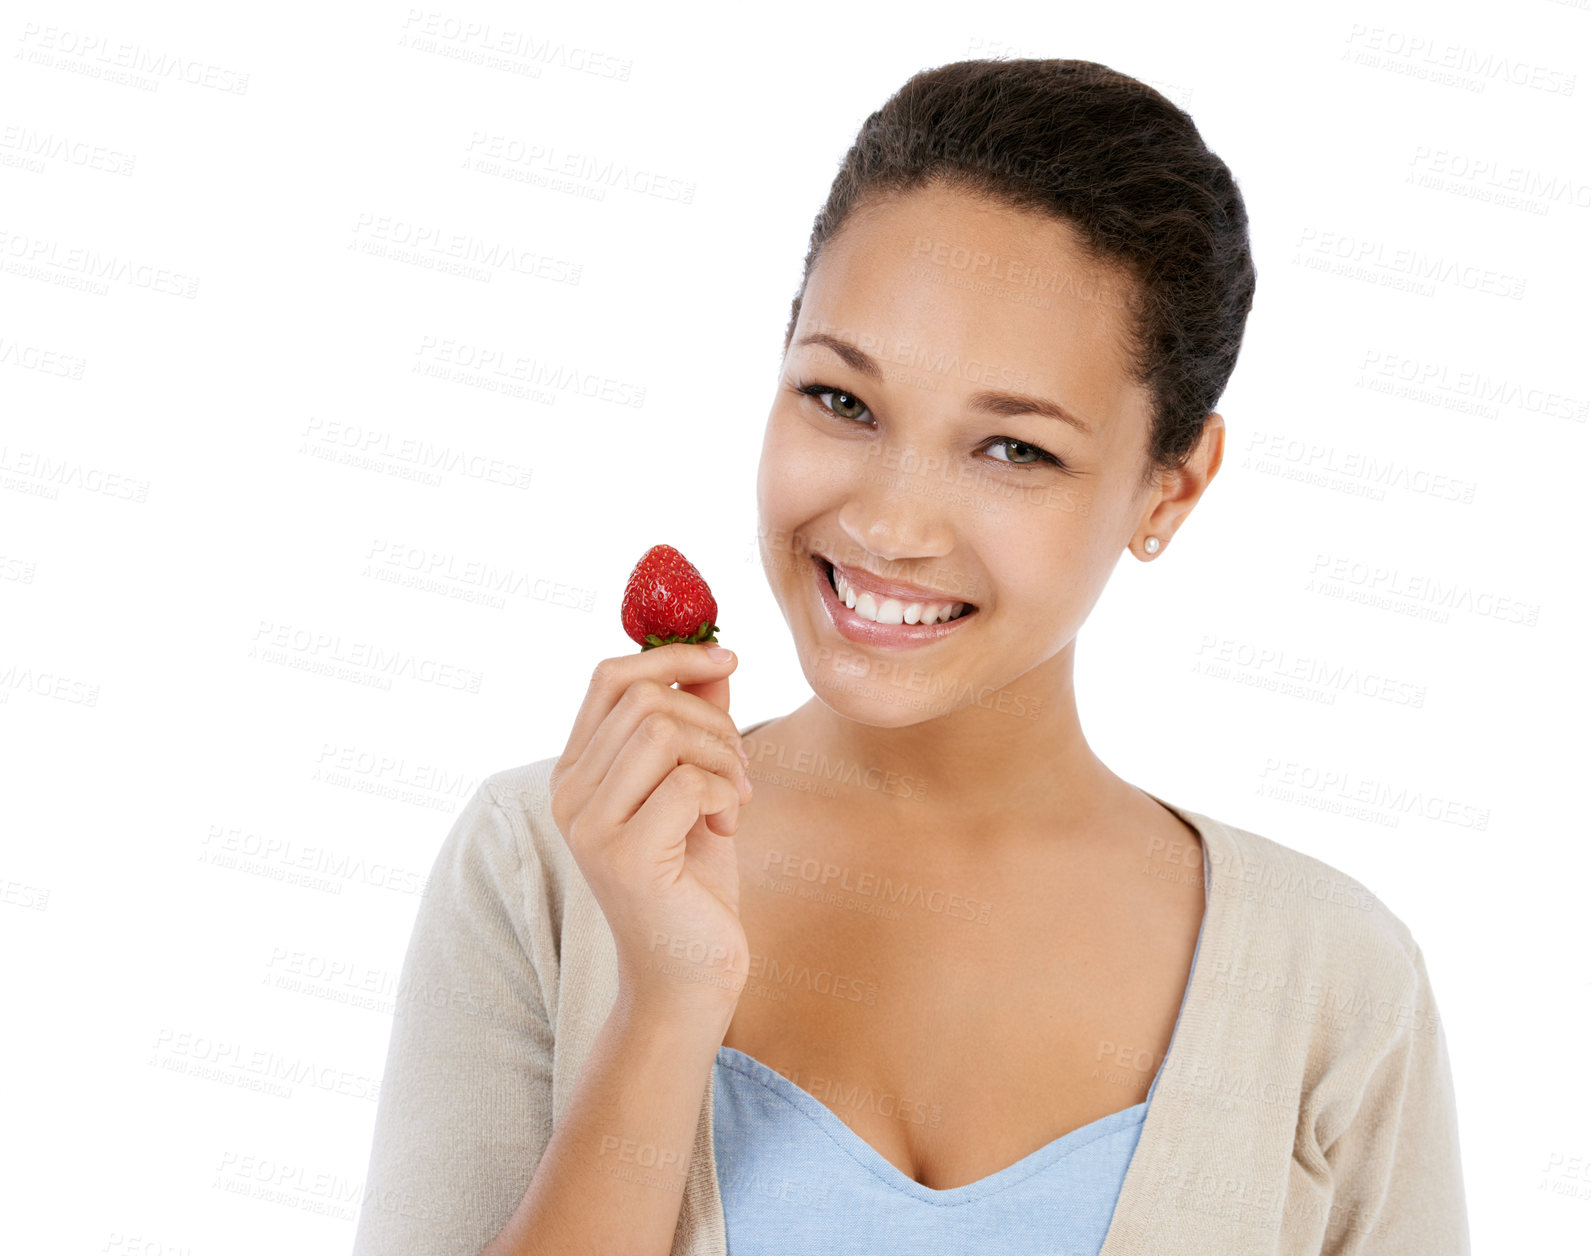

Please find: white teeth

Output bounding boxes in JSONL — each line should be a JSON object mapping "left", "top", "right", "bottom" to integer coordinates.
{"left": 830, "top": 565, "right": 968, "bottom": 626}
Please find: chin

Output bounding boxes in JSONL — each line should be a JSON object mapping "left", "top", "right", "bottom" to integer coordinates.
{"left": 794, "top": 640, "right": 958, "bottom": 728}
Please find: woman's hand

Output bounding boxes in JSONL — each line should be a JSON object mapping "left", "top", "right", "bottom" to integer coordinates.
{"left": 548, "top": 642, "right": 754, "bottom": 1028}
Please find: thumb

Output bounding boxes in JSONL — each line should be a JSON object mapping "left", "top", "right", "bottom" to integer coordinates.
{"left": 677, "top": 672, "right": 731, "bottom": 716}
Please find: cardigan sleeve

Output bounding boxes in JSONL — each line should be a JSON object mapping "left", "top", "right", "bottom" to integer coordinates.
{"left": 1319, "top": 942, "right": 1470, "bottom": 1255}
{"left": 350, "top": 781, "right": 557, "bottom": 1256}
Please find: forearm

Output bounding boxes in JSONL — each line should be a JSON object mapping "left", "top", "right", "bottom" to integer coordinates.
{"left": 479, "top": 996, "right": 732, "bottom": 1256}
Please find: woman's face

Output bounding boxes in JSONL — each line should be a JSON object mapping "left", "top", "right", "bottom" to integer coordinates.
{"left": 756, "top": 180, "right": 1180, "bottom": 726}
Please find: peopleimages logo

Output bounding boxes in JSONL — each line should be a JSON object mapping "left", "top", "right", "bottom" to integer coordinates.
{"left": 16, "top": 23, "right": 251, "bottom": 94}
{"left": 0, "top": 226, "right": 200, "bottom": 297}
{"left": 759, "top": 850, "right": 995, "bottom": 924}
{"left": 399, "top": 10, "right": 633, "bottom": 80}
{"left": 1343, "top": 24, "right": 1576, "bottom": 97}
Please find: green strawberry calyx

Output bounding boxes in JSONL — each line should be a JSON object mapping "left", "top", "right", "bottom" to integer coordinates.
{"left": 639, "top": 620, "right": 720, "bottom": 650}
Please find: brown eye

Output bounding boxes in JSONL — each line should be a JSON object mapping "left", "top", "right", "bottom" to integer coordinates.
{"left": 986, "top": 439, "right": 1045, "bottom": 465}
{"left": 792, "top": 380, "right": 1065, "bottom": 472}
{"left": 823, "top": 390, "right": 867, "bottom": 420}
{"left": 791, "top": 380, "right": 874, "bottom": 424}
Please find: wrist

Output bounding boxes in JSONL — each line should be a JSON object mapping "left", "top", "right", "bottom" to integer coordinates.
{"left": 610, "top": 981, "right": 741, "bottom": 1044}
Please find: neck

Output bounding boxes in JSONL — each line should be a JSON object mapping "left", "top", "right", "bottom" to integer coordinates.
{"left": 773, "top": 644, "right": 1129, "bottom": 848}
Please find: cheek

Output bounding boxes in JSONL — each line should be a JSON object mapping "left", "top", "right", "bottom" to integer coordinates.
{"left": 758, "top": 414, "right": 839, "bottom": 517}
{"left": 972, "top": 513, "right": 1101, "bottom": 612}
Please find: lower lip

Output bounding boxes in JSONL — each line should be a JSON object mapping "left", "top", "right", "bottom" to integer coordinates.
{"left": 811, "top": 555, "right": 978, "bottom": 649}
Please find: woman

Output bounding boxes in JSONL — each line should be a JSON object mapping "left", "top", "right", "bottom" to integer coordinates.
{"left": 352, "top": 59, "right": 1469, "bottom": 1256}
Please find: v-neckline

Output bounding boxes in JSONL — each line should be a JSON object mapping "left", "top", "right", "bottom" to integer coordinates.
{"left": 712, "top": 717, "right": 1215, "bottom": 1216}
{"left": 714, "top": 1043, "right": 1153, "bottom": 1204}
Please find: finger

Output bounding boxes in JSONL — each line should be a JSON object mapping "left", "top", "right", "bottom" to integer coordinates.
{"left": 618, "top": 761, "right": 742, "bottom": 861}
{"left": 678, "top": 669, "right": 730, "bottom": 716}
{"left": 561, "top": 642, "right": 738, "bottom": 770}
{"left": 558, "top": 677, "right": 747, "bottom": 828}
{"left": 581, "top": 703, "right": 749, "bottom": 845}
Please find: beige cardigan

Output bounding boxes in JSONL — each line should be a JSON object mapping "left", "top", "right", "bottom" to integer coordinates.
{"left": 350, "top": 738, "right": 1470, "bottom": 1255}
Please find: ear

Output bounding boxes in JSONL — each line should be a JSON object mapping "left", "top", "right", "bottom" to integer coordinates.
{"left": 1138, "top": 412, "right": 1224, "bottom": 549}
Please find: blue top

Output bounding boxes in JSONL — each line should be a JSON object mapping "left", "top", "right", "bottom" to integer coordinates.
{"left": 712, "top": 910, "right": 1207, "bottom": 1254}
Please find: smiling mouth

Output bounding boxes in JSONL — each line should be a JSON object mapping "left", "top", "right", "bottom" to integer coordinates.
{"left": 814, "top": 553, "right": 973, "bottom": 620}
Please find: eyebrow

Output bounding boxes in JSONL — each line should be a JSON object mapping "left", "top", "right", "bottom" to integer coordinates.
{"left": 794, "top": 332, "right": 1094, "bottom": 436}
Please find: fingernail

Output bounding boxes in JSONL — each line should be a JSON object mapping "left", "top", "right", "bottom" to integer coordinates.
{"left": 706, "top": 646, "right": 734, "bottom": 661}
{"left": 737, "top": 744, "right": 750, "bottom": 765}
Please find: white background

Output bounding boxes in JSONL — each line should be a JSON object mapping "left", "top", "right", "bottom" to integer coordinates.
{"left": 2, "top": 0, "right": 1586, "bottom": 1252}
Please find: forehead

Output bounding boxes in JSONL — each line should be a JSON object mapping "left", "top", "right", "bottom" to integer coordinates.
{"left": 797, "top": 182, "right": 1145, "bottom": 437}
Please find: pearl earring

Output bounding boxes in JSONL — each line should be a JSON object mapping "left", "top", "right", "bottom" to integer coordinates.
{"left": 1144, "top": 536, "right": 1160, "bottom": 554}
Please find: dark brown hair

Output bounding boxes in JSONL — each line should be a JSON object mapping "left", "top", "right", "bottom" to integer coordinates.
{"left": 782, "top": 58, "right": 1257, "bottom": 488}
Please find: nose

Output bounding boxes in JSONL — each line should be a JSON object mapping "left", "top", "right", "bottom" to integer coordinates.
{"left": 835, "top": 448, "right": 957, "bottom": 564}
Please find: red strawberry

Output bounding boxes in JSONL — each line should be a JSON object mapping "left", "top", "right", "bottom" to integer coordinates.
{"left": 621, "top": 544, "right": 721, "bottom": 650}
